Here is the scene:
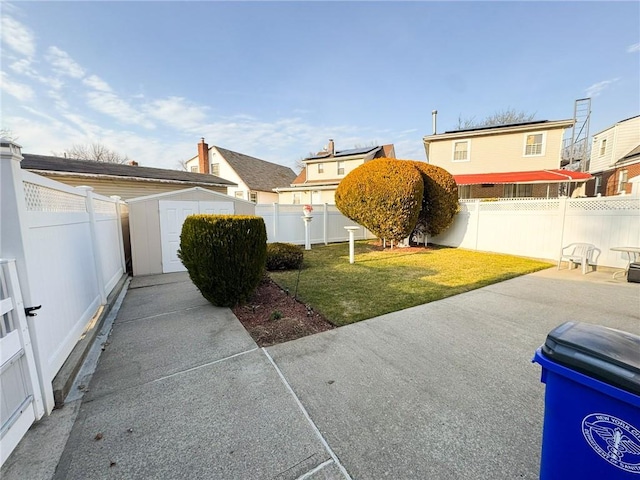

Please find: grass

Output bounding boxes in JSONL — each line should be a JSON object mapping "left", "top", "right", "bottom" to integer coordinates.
{"left": 269, "top": 241, "right": 553, "bottom": 326}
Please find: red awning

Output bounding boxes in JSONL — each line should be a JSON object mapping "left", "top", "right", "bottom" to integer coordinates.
{"left": 453, "top": 169, "right": 592, "bottom": 186}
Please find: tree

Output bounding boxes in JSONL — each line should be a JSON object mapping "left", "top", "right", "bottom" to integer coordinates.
{"left": 55, "top": 143, "right": 131, "bottom": 164}
{"left": 455, "top": 108, "right": 536, "bottom": 130}
{"left": 176, "top": 159, "right": 190, "bottom": 171}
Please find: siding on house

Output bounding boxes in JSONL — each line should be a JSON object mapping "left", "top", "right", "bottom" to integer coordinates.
{"left": 588, "top": 116, "right": 640, "bottom": 173}
{"left": 424, "top": 121, "right": 572, "bottom": 175}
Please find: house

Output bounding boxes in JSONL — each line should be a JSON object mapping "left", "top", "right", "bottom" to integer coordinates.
{"left": 587, "top": 115, "right": 640, "bottom": 196}
{"left": 20, "top": 153, "right": 236, "bottom": 200}
{"left": 276, "top": 139, "right": 396, "bottom": 204}
{"left": 184, "top": 138, "right": 297, "bottom": 203}
{"left": 423, "top": 116, "right": 592, "bottom": 199}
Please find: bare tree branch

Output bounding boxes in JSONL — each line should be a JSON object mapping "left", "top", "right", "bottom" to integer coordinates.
{"left": 455, "top": 108, "right": 536, "bottom": 130}
{"left": 54, "top": 143, "right": 131, "bottom": 164}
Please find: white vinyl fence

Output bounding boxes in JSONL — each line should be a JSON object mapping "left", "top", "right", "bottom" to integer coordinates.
{"left": 431, "top": 196, "right": 640, "bottom": 268}
{"left": 1, "top": 141, "right": 127, "bottom": 425}
{"left": 256, "top": 203, "right": 376, "bottom": 245}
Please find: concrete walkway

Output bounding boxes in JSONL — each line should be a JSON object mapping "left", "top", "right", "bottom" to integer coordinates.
{"left": 3, "top": 268, "right": 638, "bottom": 479}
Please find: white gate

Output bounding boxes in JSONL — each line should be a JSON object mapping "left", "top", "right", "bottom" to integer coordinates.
{"left": 159, "top": 200, "right": 234, "bottom": 273}
{"left": 0, "top": 259, "right": 44, "bottom": 466}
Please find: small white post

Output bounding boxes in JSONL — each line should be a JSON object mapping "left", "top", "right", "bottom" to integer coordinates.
{"left": 302, "top": 216, "right": 312, "bottom": 250}
{"left": 110, "top": 196, "right": 126, "bottom": 273}
{"left": 344, "top": 226, "right": 360, "bottom": 264}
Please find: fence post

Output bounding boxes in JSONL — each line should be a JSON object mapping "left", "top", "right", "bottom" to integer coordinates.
{"left": 111, "top": 196, "right": 126, "bottom": 272}
{"left": 557, "top": 196, "right": 569, "bottom": 256}
{"left": 473, "top": 199, "right": 481, "bottom": 250}
{"left": 273, "top": 203, "right": 279, "bottom": 243}
{"left": 78, "top": 186, "right": 106, "bottom": 304}
{"left": 323, "top": 203, "right": 329, "bottom": 245}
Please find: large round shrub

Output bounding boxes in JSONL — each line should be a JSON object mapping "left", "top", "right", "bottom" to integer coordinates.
{"left": 410, "top": 161, "right": 459, "bottom": 237}
{"left": 335, "top": 158, "right": 423, "bottom": 242}
{"left": 178, "top": 215, "right": 267, "bottom": 307}
{"left": 266, "top": 242, "right": 303, "bottom": 271}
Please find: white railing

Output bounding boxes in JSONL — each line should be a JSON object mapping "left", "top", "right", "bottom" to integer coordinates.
{"left": 1, "top": 142, "right": 126, "bottom": 413}
{"left": 432, "top": 196, "right": 640, "bottom": 268}
{"left": 256, "top": 203, "right": 376, "bottom": 245}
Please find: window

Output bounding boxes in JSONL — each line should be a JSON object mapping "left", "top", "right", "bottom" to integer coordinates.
{"left": 524, "top": 133, "right": 545, "bottom": 156}
{"left": 292, "top": 193, "right": 301, "bottom": 205}
{"left": 337, "top": 161, "right": 345, "bottom": 175}
{"left": 317, "top": 163, "right": 324, "bottom": 173}
{"left": 452, "top": 140, "right": 470, "bottom": 162}
{"left": 190, "top": 166, "right": 198, "bottom": 173}
{"left": 618, "top": 170, "right": 628, "bottom": 193}
{"left": 503, "top": 184, "right": 533, "bottom": 198}
{"left": 594, "top": 175, "right": 602, "bottom": 195}
{"left": 458, "top": 185, "right": 471, "bottom": 199}
{"left": 211, "top": 163, "right": 220, "bottom": 176}
{"left": 599, "top": 139, "right": 607, "bottom": 156}
{"left": 249, "top": 191, "right": 257, "bottom": 203}
{"left": 235, "top": 191, "right": 244, "bottom": 199}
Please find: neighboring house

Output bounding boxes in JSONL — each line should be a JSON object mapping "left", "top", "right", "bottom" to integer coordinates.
{"left": 587, "top": 115, "right": 640, "bottom": 196}
{"left": 184, "top": 138, "right": 296, "bottom": 203}
{"left": 423, "top": 118, "right": 592, "bottom": 199}
{"left": 21, "top": 154, "right": 236, "bottom": 200}
{"left": 276, "top": 139, "right": 396, "bottom": 204}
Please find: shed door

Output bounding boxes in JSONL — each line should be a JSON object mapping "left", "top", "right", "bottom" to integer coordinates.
{"left": 159, "top": 200, "right": 234, "bottom": 273}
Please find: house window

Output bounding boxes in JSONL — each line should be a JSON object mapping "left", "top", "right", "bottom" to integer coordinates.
{"left": 599, "top": 139, "right": 607, "bottom": 156}
{"left": 524, "top": 133, "right": 545, "bottom": 156}
{"left": 318, "top": 163, "right": 324, "bottom": 173}
{"left": 452, "top": 140, "right": 470, "bottom": 162}
{"left": 190, "top": 166, "right": 198, "bottom": 173}
{"left": 594, "top": 175, "right": 602, "bottom": 195}
{"left": 235, "top": 191, "right": 244, "bottom": 199}
{"left": 337, "top": 161, "right": 345, "bottom": 175}
{"left": 458, "top": 185, "right": 471, "bottom": 199}
{"left": 249, "top": 191, "right": 257, "bottom": 203}
{"left": 292, "top": 193, "right": 301, "bottom": 205}
{"left": 618, "top": 170, "right": 628, "bottom": 193}
{"left": 211, "top": 163, "right": 220, "bottom": 176}
{"left": 503, "top": 184, "right": 533, "bottom": 198}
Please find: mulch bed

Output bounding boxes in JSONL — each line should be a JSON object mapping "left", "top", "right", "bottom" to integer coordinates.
{"left": 231, "top": 276, "right": 335, "bottom": 347}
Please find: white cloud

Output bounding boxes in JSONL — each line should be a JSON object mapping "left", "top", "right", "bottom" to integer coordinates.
{"left": 145, "top": 96, "right": 209, "bottom": 130}
{"left": 0, "top": 71, "right": 35, "bottom": 101}
{"left": 83, "top": 74, "right": 112, "bottom": 92}
{"left": 627, "top": 43, "right": 640, "bottom": 53}
{"left": 1, "top": 15, "right": 36, "bottom": 57}
{"left": 10, "top": 58, "right": 36, "bottom": 76}
{"left": 46, "top": 46, "right": 85, "bottom": 79}
{"left": 585, "top": 78, "right": 619, "bottom": 98}
{"left": 86, "top": 90, "right": 155, "bottom": 129}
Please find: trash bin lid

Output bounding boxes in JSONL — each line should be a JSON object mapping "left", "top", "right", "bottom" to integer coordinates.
{"left": 541, "top": 322, "right": 640, "bottom": 395}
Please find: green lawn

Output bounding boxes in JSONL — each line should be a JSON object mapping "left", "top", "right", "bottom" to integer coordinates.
{"left": 269, "top": 241, "right": 553, "bottom": 326}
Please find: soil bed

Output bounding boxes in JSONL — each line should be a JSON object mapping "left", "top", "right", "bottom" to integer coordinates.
{"left": 232, "top": 276, "right": 335, "bottom": 347}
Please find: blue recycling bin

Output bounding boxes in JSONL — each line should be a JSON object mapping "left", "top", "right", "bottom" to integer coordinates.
{"left": 533, "top": 322, "right": 640, "bottom": 479}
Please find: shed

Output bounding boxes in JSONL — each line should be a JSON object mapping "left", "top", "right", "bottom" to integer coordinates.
{"left": 128, "top": 187, "right": 256, "bottom": 276}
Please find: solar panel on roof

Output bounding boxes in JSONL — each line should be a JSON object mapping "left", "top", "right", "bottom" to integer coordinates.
{"left": 335, "top": 147, "right": 378, "bottom": 156}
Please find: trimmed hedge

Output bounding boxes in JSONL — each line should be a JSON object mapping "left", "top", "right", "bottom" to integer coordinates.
{"left": 335, "top": 158, "right": 423, "bottom": 242}
{"left": 410, "top": 161, "right": 459, "bottom": 237}
{"left": 178, "top": 215, "right": 267, "bottom": 307}
{"left": 266, "top": 243, "right": 303, "bottom": 271}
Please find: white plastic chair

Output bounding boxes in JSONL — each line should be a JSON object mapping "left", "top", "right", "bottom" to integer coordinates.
{"left": 558, "top": 243, "right": 597, "bottom": 274}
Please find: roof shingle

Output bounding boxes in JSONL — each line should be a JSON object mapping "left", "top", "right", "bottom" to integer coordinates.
{"left": 214, "top": 146, "right": 297, "bottom": 191}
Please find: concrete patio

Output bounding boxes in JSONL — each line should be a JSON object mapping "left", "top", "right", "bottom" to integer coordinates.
{"left": 2, "top": 267, "right": 638, "bottom": 479}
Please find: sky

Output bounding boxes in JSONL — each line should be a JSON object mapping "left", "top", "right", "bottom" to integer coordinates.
{"left": 1, "top": 1, "right": 639, "bottom": 172}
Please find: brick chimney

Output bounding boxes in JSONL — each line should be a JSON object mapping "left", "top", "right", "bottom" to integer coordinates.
{"left": 128, "top": 160, "right": 139, "bottom": 166}
{"left": 198, "top": 137, "right": 209, "bottom": 174}
{"left": 327, "top": 139, "right": 335, "bottom": 156}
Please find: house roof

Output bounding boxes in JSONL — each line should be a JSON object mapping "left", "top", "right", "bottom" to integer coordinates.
{"left": 592, "top": 114, "right": 640, "bottom": 136}
{"left": 214, "top": 146, "right": 297, "bottom": 192}
{"left": 424, "top": 119, "right": 575, "bottom": 141}
{"left": 306, "top": 146, "right": 381, "bottom": 161}
{"left": 616, "top": 144, "right": 640, "bottom": 164}
{"left": 21, "top": 154, "right": 236, "bottom": 187}
{"left": 454, "top": 169, "right": 592, "bottom": 186}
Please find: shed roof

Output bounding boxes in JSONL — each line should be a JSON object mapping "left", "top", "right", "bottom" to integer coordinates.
{"left": 21, "top": 154, "right": 236, "bottom": 187}
{"left": 214, "top": 146, "right": 297, "bottom": 192}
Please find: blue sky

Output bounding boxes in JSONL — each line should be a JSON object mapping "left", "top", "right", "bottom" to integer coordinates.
{"left": 2, "top": 1, "right": 639, "bottom": 172}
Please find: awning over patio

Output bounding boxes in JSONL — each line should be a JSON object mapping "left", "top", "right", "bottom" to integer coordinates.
{"left": 453, "top": 169, "right": 592, "bottom": 186}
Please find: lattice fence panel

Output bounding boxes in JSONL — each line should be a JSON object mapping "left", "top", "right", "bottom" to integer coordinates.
{"left": 479, "top": 200, "right": 560, "bottom": 212}
{"left": 23, "top": 182, "right": 86, "bottom": 212}
{"left": 93, "top": 199, "right": 116, "bottom": 216}
{"left": 568, "top": 198, "right": 640, "bottom": 211}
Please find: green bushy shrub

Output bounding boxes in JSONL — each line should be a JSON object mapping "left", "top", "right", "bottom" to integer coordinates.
{"left": 266, "top": 243, "right": 303, "bottom": 271}
{"left": 178, "top": 215, "right": 267, "bottom": 307}
{"left": 335, "top": 158, "right": 424, "bottom": 242}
